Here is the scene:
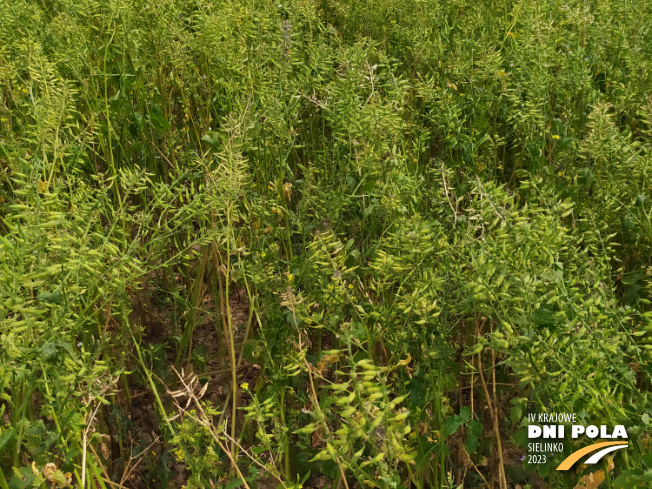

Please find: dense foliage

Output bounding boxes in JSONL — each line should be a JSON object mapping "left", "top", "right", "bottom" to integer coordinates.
{"left": 1, "top": 0, "right": 652, "bottom": 487}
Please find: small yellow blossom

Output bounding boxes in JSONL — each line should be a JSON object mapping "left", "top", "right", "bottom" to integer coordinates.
{"left": 241, "top": 382, "right": 249, "bottom": 391}
{"left": 283, "top": 182, "right": 293, "bottom": 201}
{"left": 261, "top": 251, "right": 266, "bottom": 258}
{"left": 348, "top": 284, "right": 354, "bottom": 289}
{"left": 288, "top": 273, "right": 294, "bottom": 281}
{"left": 552, "top": 134, "right": 560, "bottom": 140}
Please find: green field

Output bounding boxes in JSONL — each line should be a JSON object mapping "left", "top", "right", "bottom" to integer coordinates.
{"left": 1, "top": 0, "right": 652, "bottom": 487}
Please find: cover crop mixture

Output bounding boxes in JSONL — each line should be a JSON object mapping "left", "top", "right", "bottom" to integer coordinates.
{"left": 1, "top": 0, "right": 651, "bottom": 488}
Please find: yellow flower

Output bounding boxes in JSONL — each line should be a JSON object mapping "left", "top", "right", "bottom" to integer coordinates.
{"left": 288, "top": 273, "right": 294, "bottom": 281}
{"left": 552, "top": 134, "right": 560, "bottom": 140}
{"left": 348, "top": 284, "right": 354, "bottom": 289}
{"left": 283, "top": 182, "right": 293, "bottom": 200}
{"left": 241, "top": 382, "right": 249, "bottom": 391}
{"left": 261, "top": 251, "right": 266, "bottom": 258}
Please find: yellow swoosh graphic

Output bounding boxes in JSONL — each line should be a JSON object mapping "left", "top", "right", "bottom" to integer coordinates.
{"left": 556, "top": 441, "right": 628, "bottom": 471}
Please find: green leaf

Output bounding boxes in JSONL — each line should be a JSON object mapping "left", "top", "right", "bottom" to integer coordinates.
{"left": 9, "top": 467, "right": 36, "bottom": 489}
{"left": 0, "top": 428, "right": 15, "bottom": 451}
{"left": 41, "top": 342, "right": 58, "bottom": 361}
{"left": 465, "top": 420, "right": 483, "bottom": 453}
{"left": 201, "top": 132, "right": 222, "bottom": 149}
{"left": 225, "top": 478, "right": 244, "bottom": 489}
{"left": 149, "top": 106, "right": 170, "bottom": 133}
{"left": 510, "top": 403, "right": 522, "bottom": 425}
{"left": 37, "top": 291, "right": 63, "bottom": 305}
{"left": 444, "top": 415, "right": 463, "bottom": 437}
{"left": 641, "top": 453, "right": 652, "bottom": 468}
{"left": 50, "top": 471, "right": 67, "bottom": 485}
{"left": 614, "top": 469, "right": 648, "bottom": 489}
{"left": 459, "top": 406, "right": 471, "bottom": 423}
